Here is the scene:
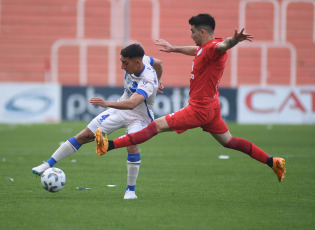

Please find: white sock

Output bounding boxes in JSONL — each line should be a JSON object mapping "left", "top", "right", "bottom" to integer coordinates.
{"left": 51, "top": 141, "right": 77, "bottom": 162}
{"left": 127, "top": 161, "right": 141, "bottom": 187}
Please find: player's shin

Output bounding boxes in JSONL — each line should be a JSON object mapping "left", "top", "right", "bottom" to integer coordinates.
{"left": 124, "top": 153, "right": 141, "bottom": 199}
{"left": 32, "top": 137, "right": 81, "bottom": 176}
{"left": 50, "top": 137, "right": 81, "bottom": 165}
{"left": 223, "top": 136, "right": 269, "bottom": 164}
{"left": 126, "top": 153, "right": 141, "bottom": 190}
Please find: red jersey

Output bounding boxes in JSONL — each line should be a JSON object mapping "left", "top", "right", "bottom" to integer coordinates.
{"left": 189, "top": 38, "right": 227, "bottom": 110}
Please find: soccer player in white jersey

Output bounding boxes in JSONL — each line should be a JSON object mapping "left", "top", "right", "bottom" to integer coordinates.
{"left": 32, "top": 43, "right": 163, "bottom": 199}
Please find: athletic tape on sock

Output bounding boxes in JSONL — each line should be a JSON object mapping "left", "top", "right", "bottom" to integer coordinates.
{"left": 127, "top": 153, "right": 141, "bottom": 162}
{"left": 68, "top": 137, "right": 82, "bottom": 151}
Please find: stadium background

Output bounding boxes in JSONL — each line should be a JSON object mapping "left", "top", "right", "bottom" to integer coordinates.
{"left": 0, "top": 0, "right": 314, "bottom": 123}
{"left": 1, "top": 2, "right": 314, "bottom": 229}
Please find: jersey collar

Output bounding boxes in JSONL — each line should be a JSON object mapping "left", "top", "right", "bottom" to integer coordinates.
{"left": 135, "top": 65, "right": 145, "bottom": 77}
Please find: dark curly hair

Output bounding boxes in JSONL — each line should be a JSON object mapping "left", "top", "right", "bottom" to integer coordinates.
{"left": 189, "top": 13, "right": 215, "bottom": 33}
{"left": 121, "top": 43, "right": 145, "bottom": 59}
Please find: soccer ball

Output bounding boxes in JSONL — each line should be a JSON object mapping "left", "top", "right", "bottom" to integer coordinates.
{"left": 41, "top": 167, "right": 66, "bottom": 192}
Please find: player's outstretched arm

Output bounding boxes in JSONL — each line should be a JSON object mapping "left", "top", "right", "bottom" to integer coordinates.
{"left": 155, "top": 39, "right": 197, "bottom": 56}
{"left": 217, "top": 28, "right": 254, "bottom": 54}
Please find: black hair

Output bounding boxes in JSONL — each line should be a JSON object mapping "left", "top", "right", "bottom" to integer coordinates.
{"left": 120, "top": 43, "right": 145, "bottom": 59}
{"left": 188, "top": 13, "right": 215, "bottom": 33}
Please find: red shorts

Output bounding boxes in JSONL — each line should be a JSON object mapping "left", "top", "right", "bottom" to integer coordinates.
{"left": 165, "top": 104, "right": 228, "bottom": 134}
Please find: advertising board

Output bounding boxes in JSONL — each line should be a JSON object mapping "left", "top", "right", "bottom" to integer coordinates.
{"left": 238, "top": 86, "right": 315, "bottom": 124}
{"left": 0, "top": 83, "right": 61, "bottom": 123}
{"left": 62, "top": 86, "right": 237, "bottom": 122}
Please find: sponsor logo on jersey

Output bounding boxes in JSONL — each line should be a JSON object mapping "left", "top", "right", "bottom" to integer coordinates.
{"left": 129, "top": 81, "right": 138, "bottom": 93}
{"left": 197, "top": 48, "right": 203, "bottom": 56}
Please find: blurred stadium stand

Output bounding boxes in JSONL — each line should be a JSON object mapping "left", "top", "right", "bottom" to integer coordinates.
{"left": 0, "top": 0, "right": 314, "bottom": 87}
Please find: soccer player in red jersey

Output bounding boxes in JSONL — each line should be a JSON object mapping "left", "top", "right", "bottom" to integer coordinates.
{"left": 93, "top": 13, "right": 286, "bottom": 182}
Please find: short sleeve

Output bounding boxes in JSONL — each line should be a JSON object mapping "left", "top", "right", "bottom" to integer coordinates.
{"left": 142, "top": 55, "right": 154, "bottom": 66}
{"left": 136, "top": 74, "right": 155, "bottom": 99}
{"left": 206, "top": 41, "right": 224, "bottom": 61}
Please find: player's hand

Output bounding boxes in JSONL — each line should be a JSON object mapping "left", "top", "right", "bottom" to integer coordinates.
{"left": 155, "top": 39, "right": 175, "bottom": 53}
{"left": 89, "top": 97, "right": 108, "bottom": 108}
{"left": 157, "top": 81, "right": 164, "bottom": 94}
{"left": 233, "top": 28, "right": 254, "bottom": 42}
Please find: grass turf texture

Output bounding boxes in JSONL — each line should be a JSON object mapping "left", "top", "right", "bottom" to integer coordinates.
{"left": 0, "top": 122, "right": 314, "bottom": 230}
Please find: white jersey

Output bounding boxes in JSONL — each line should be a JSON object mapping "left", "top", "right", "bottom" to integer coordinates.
{"left": 119, "top": 55, "right": 159, "bottom": 121}
{"left": 87, "top": 55, "right": 159, "bottom": 135}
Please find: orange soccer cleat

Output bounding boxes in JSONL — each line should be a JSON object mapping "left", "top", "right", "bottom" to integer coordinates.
{"left": 95, "top": 128, "right": 109, "bottom": 156}
{"left": 272, "top": 157, "right": 286, "bottom": 182}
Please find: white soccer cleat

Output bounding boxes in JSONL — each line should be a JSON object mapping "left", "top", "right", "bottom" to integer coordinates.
{"left": 32, "top": 162, "right": 50, "bottom": 176}
{"left": 124, "top": 189, "right": 137, "bottom": 199}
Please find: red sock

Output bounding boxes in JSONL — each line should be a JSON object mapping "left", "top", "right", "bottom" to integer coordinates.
{"left": 113, "top": 121, "right": 158, "bottom": 149}
{"left": 223, "top": 137, "right": 269, "bottom": 164}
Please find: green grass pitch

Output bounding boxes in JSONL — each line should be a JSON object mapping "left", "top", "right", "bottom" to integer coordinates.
{"left": 0, "top": 122, "right": 314, "bottom": 230}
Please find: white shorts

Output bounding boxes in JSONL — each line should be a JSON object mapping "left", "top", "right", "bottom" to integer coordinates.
{"left": 87, "top": 108, "right": 151, "bottom": 135}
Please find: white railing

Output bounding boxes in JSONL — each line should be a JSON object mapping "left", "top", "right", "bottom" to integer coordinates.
{"left": 239, "top": 0, "right": 280, "bottom": 42}
{"left": 51, "top": 0, "right": 160, "bottom": 86}
{"left": 280, "top": 0, "right": 315, "bottom": 43}
{"left": 76, "top": 0, "right": 159, "bottom": 41}
{"left": 231, "top": 0, "right": 299, "bottom": 87}
{"left": 231, "top": 41, "right": 297, "bottom": 86}
{"left": 51, "top": 39, "right": 125, "bottom": 86}
{"left": 0, "top": 0, "right": 2, "bottom": 35}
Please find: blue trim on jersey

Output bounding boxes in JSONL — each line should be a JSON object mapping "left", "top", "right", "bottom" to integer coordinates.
{"left": 144, "top": 100, "right": 154, "bottom": 122}
{"left": 149, "top": 56, "right": 154, "bottom": 66}
{"left": 68, "top": 137, "right": 81, "bottom": 151}
{"left": 124, "top": 73, "right": 128, "bottom": 79}
{"left": 136, "top": 89, "right": 148, "bottom": 99}
{"left": 136, "top": 66, "right": 145, "bottom": 77}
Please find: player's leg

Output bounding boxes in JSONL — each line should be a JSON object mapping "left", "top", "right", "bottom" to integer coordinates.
{"left": 203, "top": 108, "right": 286, "bottom": 182}
{"left": 204, "top": 107, "right": 270, "bottom": 164}
{"left": 212, "top": 130, "right": 271, "bottom": 163}
{"left": 121, "top": 115, "right": 159, "bottom": 199}
{"left": 32, "top": 128, "right": 94, "bottom": 176}
{"left": 99, "top": 106, "right": 197, "bottom": 153}
{"left": 213, "top": 131, "right": 286, "bottom": 182}
{"left": 124, "top": 145, "right": 141, "bottom": 200}
{"left": 32, "top": 109, "right": 120, "bottom": 175}
{"left": 96, "top": 116, "right": 171, "bottom": 154}
{"left": 114, "top": 116, "right": 171, "bottom": 148}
